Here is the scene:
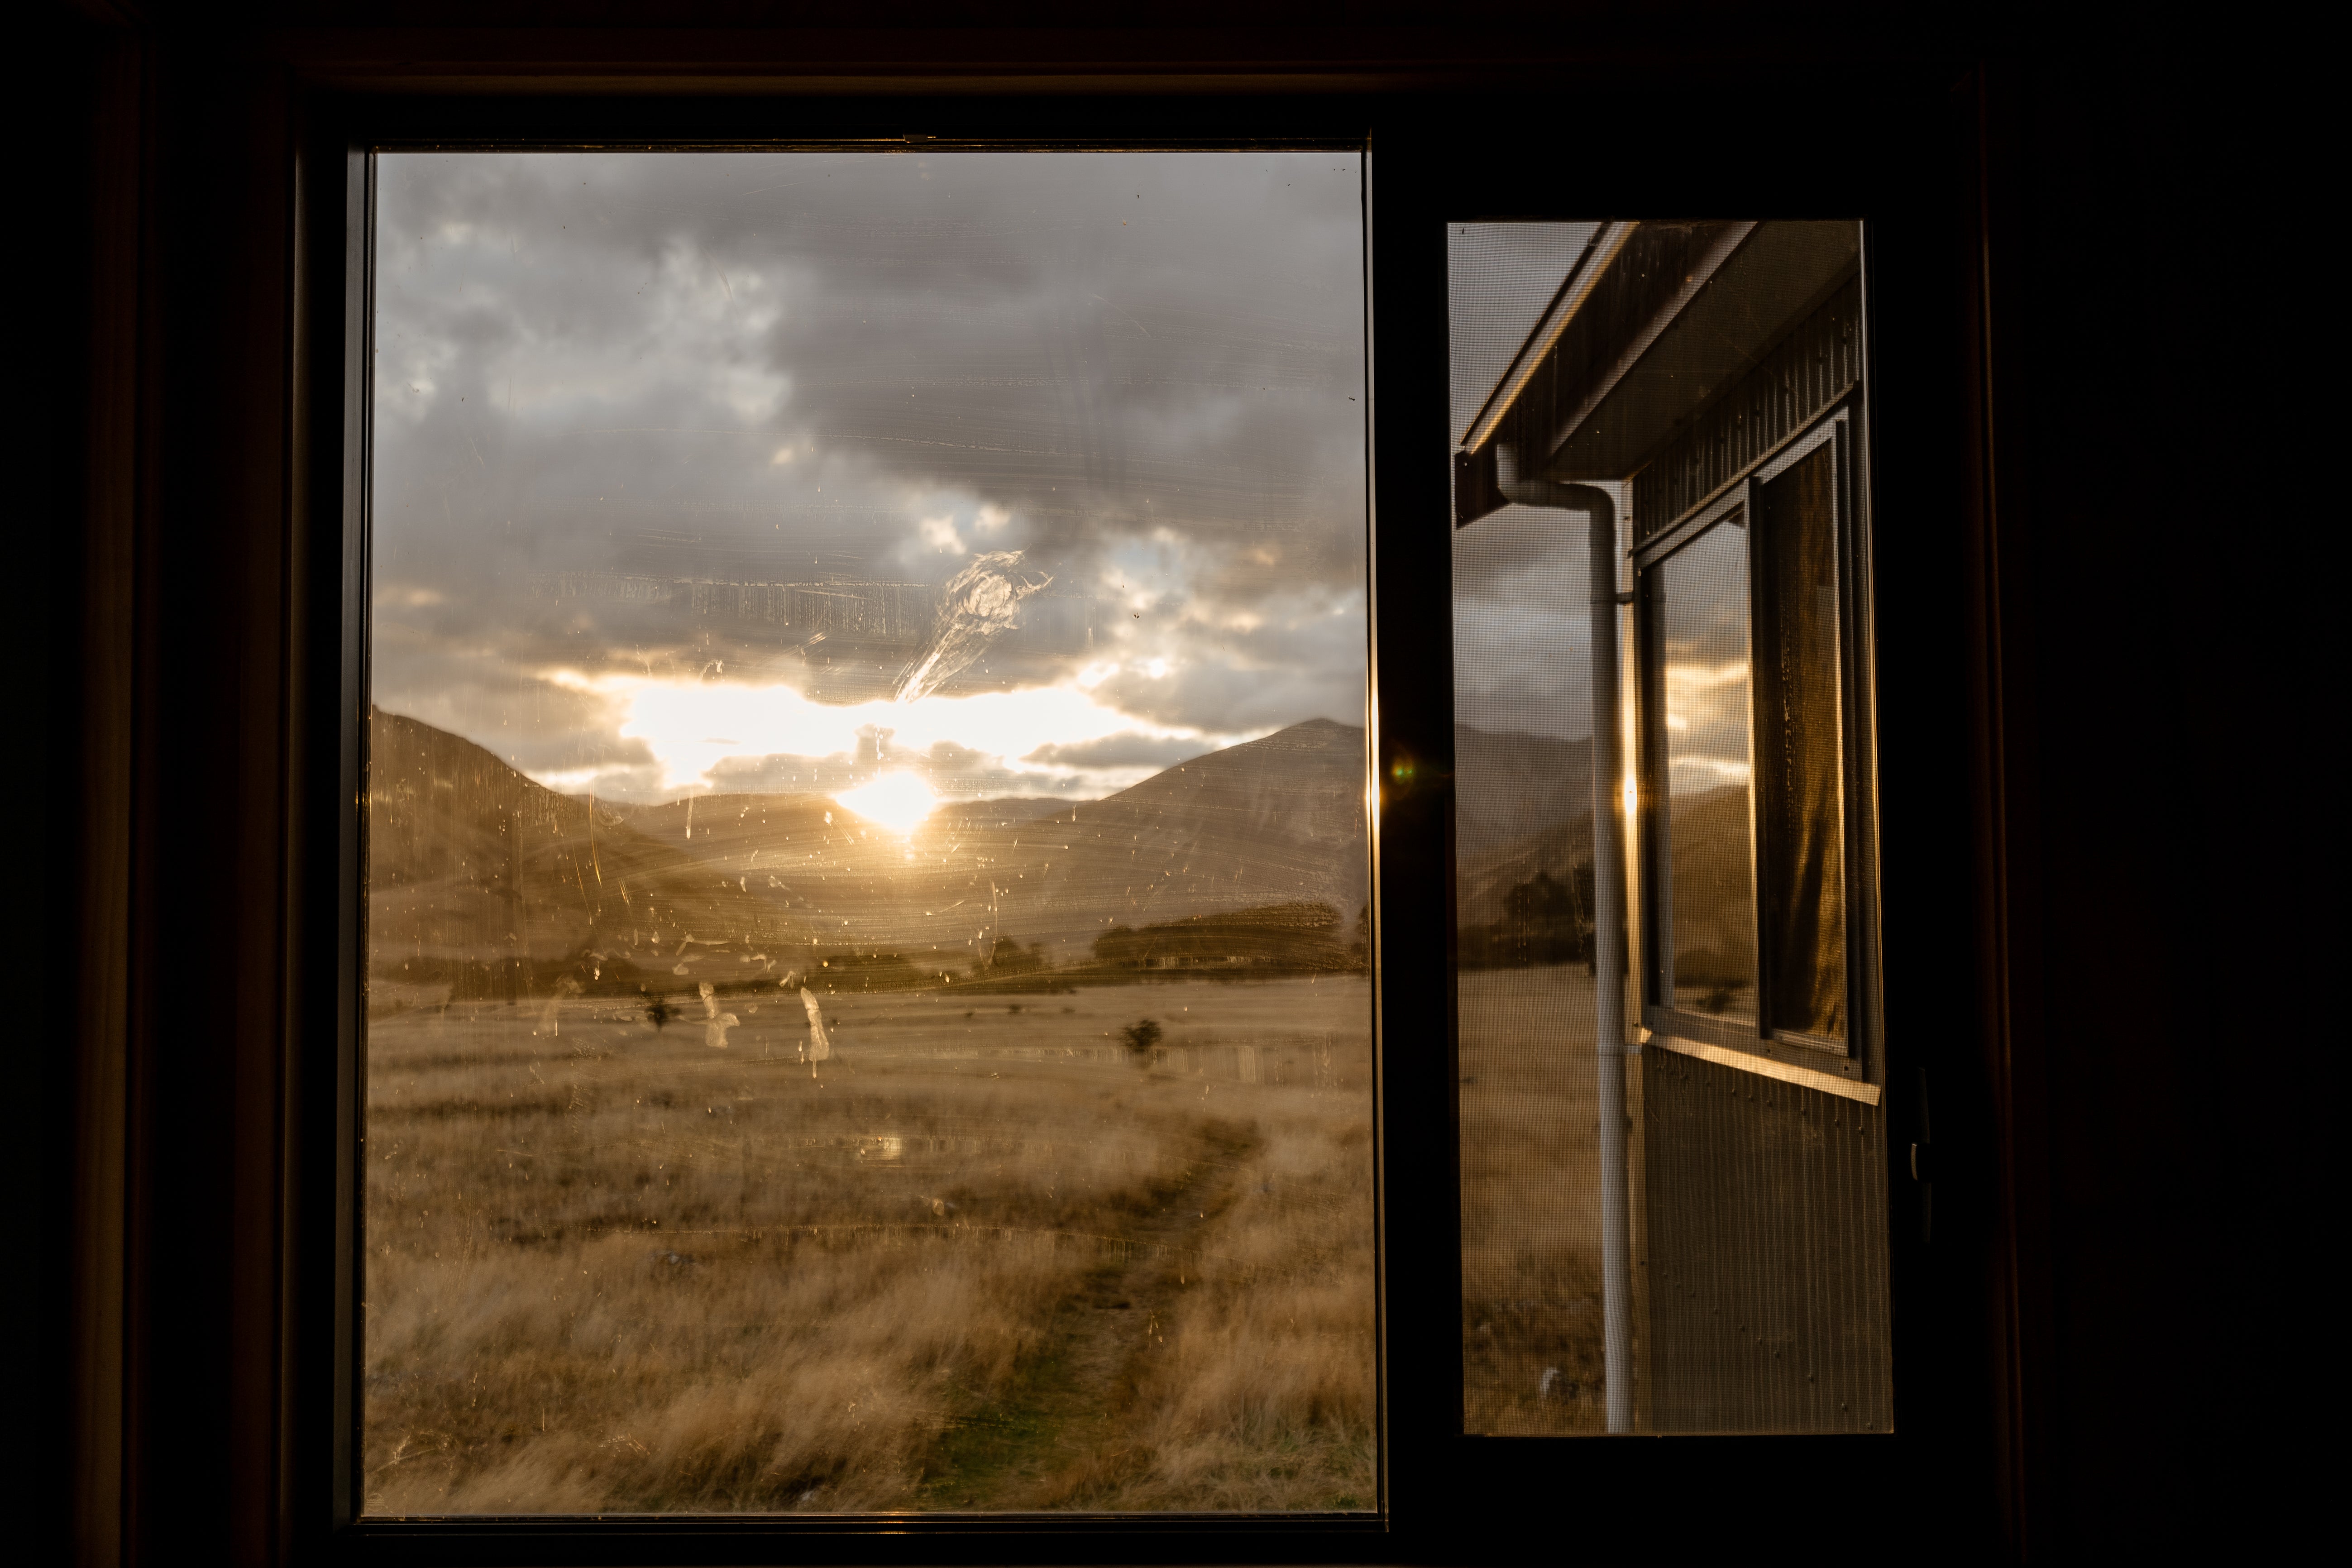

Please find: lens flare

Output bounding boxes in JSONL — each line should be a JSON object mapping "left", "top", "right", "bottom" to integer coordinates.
{"left": 833, "top": 770, "right": 938, "bottom": 836}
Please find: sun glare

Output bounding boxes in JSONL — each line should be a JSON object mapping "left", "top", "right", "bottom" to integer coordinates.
{"left": 833, "top": 770, "right": 939, "bottom": 836}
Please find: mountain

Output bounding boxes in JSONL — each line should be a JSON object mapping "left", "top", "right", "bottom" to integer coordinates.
{"left": 1452, "top": 725, "right": 1592, "bottom": 860}
{"left": 1456, "top": 812, "right": 1595, "bottom": 932}
{"left": 1452, "top": 725, "right": 1596, "bottom": 929}
{"left": 951, "top": 796, "right": 1068, "bottom": 826}
{"left": 372, "top": 706, "right": 1776, "bottom": 990}
{"left": 1013, "top": 717, "right": 1368, "bottom": 949}
{"left": 1663, "top": 786, "right": 1754, "bottom": 977}
{"left": 367, "top": 710, "right": 802, "bottom": 998}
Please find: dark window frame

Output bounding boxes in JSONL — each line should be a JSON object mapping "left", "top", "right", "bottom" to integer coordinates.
{"left": 250, "top": 61, "right": 2010, "bottom": 1568}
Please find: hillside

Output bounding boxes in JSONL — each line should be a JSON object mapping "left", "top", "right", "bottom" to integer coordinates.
{"left": 1012, "top": 718, "right": 1368, "bottom": 949}
{"left": 373, "top": 707, "right": 1772, "bottom": 989}
{"left": 366, "top": 710, "right": 803, "bottom": 998}
{"left": 1452, "top": 724, "right": 1597, "bottom": 937}
{"left": 1453, "top": 725, "right": 1592, "bottom": 861}
{"left": 1457, "top": 812, "right": 1596, "bottom": 932}
{"left": 1662, "top": 786, "right": 1754, "bottom": 980}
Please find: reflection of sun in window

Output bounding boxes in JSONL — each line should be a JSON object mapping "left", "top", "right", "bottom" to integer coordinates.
{"left": 833, "top": 770, "right": 938, "bottom": 835}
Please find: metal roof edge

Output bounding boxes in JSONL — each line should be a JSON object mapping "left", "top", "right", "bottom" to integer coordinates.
{"left": 1458, "top": 219, "right": 1632, "bottom": 454}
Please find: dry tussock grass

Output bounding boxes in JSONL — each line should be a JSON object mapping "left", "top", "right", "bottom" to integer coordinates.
{"left": 1457, "top": 966, "right": 1609, "bottom": 1434}
{"left": 363, "top": 978, "right": 1374, "bottom": 1513}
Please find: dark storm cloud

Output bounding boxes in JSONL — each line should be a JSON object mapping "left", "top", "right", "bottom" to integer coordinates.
{"left": 748, "top": 156, "right": 1367, "bottom": 566}
{"left": 369, "top": 151, "right": 1367, "bottom": 793}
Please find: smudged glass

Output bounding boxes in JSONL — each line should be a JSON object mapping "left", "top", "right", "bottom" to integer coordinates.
{"left": 362, "top": 150, "right": 1373, "bottom": 1515}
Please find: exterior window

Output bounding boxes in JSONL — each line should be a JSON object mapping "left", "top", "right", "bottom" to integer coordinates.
{"left": 49, "top": 34, "right": 2179, "bottom": 1559}
{"left": 363, "top": 149, "right": 1374, "bottom": 1515}
{"left": 1646, "top": 512, "right": 1757, "bottom": 1024}
{"left": 1637, "top": 411, "right": 1864, "bottom": 1066}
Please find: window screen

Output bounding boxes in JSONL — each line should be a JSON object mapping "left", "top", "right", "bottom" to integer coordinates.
{"left": 362, "top": 149, "right": 1374, "bottom": 1515}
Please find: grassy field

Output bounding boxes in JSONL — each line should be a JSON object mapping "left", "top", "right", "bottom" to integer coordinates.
{"left": 362, "top": 975, "right": 1375, "bottom": 1515}
{"left": 1456, "top": 966, "right": 1608, "bottom": 1435}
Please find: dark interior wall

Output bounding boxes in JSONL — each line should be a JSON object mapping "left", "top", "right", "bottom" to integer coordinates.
{"left": 21, "top": 5, "right": 2309, "bottom": 1563}
{"left": 10, "top": 10, "right": 104, "bottom": 1550}
{"left": 137, "top": 38, "right": 302, "bottom": 1567}
{"left": 2006, "top": 52, "right": 2206, "bottom": 1557}
{"left": 1992, "top": 37, "right": 2309, "bottom": 1557}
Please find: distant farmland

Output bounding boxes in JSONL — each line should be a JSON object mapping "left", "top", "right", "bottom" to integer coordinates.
{"left": 363, "top": 976, "right": 1376, "bottom": 1513}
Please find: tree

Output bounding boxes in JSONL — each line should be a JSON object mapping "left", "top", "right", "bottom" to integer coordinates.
{"left": 1093, "top": 923, "right": 1145, "bottom": 966}
{"left": 1120, "top": 1018, "right": 1163, "bottom": 1059}
{"left": 986, "top": 934, "right": 1047, "bottom": 975}
{"left": 1498, "top": 869, "right": 1583, "bottom": 966}
{"left": 1459, "top": 863, "right": 1596, "bottom": 971}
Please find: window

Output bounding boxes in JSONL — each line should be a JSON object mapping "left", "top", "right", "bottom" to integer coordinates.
{"left": 361, "top": 148, "right": 1375, "bottom": 1516}
{"left": 1640, "top": 412, "right": 1864, "bottom": 1059}
{"left": 42, "top": 19, "right": 2193, "bottom": 1559}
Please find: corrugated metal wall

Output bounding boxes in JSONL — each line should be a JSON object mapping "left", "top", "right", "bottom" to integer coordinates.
{"left": 1632, "top": 275, "right": 1864, "bottom": 545}
{"left": 1639, "top": 1048, "right": 1891, "bottom": 1432}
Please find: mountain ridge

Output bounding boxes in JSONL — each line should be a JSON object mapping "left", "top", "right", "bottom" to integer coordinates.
{"left": 374, "top": 710, "right": 1625, "bottom": 981}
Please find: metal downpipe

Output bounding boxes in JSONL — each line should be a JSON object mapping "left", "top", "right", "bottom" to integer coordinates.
{"left": 1564, "top": 483, "right": 1635, "bottom": 1435}
{"left": 1462, "top": 460, "right": 1638, "bottom": 1431}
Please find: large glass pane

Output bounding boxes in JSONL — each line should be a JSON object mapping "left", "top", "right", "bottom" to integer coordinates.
{"left": 1447, "top": 222, "right": 1616, "bottom": 1434}
{"left": 1452, "top": 218, "right": 1886, "bottom": 1440}
{"left": 1754, "top": 442, "right": 1846, "bottom": 1043}
{"left": 1650, "top": 520, "right": 1755, "bottom": 1022}
{"left": 363, "top": 151, "right": 1374, "bottom": 1515}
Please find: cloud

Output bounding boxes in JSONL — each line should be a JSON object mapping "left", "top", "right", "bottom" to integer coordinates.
{"left": 1451, "top": 502, "right": 1602, "bottom": 742}
{"left": 1021, "top": 732, "right": 1218, "bottom": 769}
{"left": 368, "top": 150, "right": 1368, "bottom": 789}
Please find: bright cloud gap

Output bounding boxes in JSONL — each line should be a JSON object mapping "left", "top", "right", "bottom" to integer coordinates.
{"left": 520, "top": 669, "right": 1262, "bottom": 805}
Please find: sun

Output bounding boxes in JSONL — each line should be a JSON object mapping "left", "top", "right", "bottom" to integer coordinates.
{"left": 833, "top": 770, "right": 938, "bottom": 836}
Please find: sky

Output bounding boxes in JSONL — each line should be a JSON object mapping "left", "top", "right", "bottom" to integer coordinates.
{"left": 370, "top": 151, "right": 1369, "bottom": 808}
{"left": 1447, "top": 222, "right": 1606, "bottom": 746}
